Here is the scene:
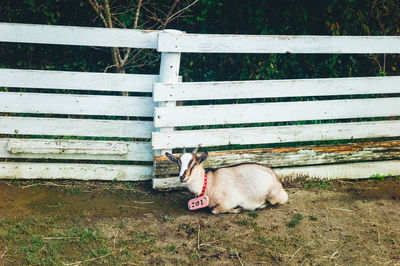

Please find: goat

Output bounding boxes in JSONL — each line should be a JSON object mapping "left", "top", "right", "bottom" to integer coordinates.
{"left": 166, "top": 148, "right": 288, "bottom": 214}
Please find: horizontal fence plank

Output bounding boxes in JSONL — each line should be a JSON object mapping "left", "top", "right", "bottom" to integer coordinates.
{"left": 0, "top": 92, "right": 154, "bottom": 117}
{"left": 158, "top": 32, "right": 400, "bottom": 53}
{"left": 154, "top": 76, "right": 400, "bottom": 101}
{"left": 153, "top": 140, "right": 400, "bottom": 176}
{"left": 155, "top": 97, "right": 400, "bottom": 127}
{"left": 152, "top": 160, "right": 400, "bottom": 190}
{"left": 152, "top": 120, "right": 400, "bottom": 149}
{"left": 0, "top": 117, "right": 153, "bottom": 138}
{"left": 0, "top": 69, "right": 158, "bottom": 93}
{"left": 275, "top": 160, "right": 400, "bottom": 181}
{"left": 0, "top": 162, "right": 153, "bottom": 181}
{"left": 0, "top": 22, "right": 158, "bottom": 48}
{"left": 1, "top": 138, "right": 153, "bottom": 161}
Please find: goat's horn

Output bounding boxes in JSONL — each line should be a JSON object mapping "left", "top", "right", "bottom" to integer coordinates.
{"left": 192, "top": 147, "right": 199, "bottom": 154}
{"left": 182, "top": 147, "right": 186, "bottom": 154}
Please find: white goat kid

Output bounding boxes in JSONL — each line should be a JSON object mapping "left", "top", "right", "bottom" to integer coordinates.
{"left": 166, "top": 148, "right": 288, "bottom": 214}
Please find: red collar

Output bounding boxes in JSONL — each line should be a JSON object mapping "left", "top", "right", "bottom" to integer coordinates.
{"left": 199, "top": 173, "right": 208, "bottom": 197}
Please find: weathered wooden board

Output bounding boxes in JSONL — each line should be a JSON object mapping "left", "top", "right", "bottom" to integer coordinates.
{"left": 0, "top": 117, "right": 153, "bottom": 138}
{"left": 154, "top": 76, "right": 400, "bottom": 101}
{"left": 152, "top": 120, "right": 400, "bottom": 150}
{"left": 153, "top": 140, "right": 400, "bottom": 176}
{"left": 153, "top": 160, "right": 400, "bottom": 190}
{"left": 0, "top": 162, "right": 153, "bottom": 181}
{"left": 158, "top": 32, "right": 400, "bottom": 53}
{"left": 0, "top": 138, "right": 153, "bottom": 161}
{"left": 155, "top": 97, "right": 400, "bottom": 128}
{"left": 0, "top": 68, "right": 158, "bottom": 93}
{"left": 0, "top": 92, "right": 154, "bottom": 117}
{"left": 0, "top": 22, "right": 158, "bottom": 48}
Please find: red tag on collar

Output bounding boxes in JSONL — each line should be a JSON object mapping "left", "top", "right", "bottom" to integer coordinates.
{"left": 188, "top": 173, "right": 209, "bottom": 210}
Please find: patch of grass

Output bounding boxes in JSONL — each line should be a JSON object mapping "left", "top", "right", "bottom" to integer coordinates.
{"left": 11, "top": 180, "right": 21, "bottom": 186}
{"left": 370, "top": 173, "right": 392, "bottom": 182}
{"left": 304, "top": 180, "right": 330, "bottom": 190}
{"left": 248, "top": 211, "right": 259, "bottom": 218}
{"left": 0, "top": 217, "right": 114, "bottom": 265}
{"left": 309, "top": 215, "right": 318, "bottom": 221}
{"left": 287, "top": 213, "right": 303, "bottom": 228}
{"left": 237, "top": 217, "right": 260, "bottom": 230}
{"left": 189, "top": 254, "right": 199, "bottom": 260}
{"left": 166, "top": 244, "right": 177, "bottom": 253}
{"left": 71, "top": 189, "right": 81, "bottom": 194}
{"left": 124, "top": 183, "right": 137, "bottom": 190}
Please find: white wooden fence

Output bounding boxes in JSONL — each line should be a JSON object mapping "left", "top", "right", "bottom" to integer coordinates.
{"left": 151, "top": 32, "right": 400, "bottom": 189}
{"left": 1, "top": 22, "right": 399, "bottom": 186}
{"left": 0, "top": 23, "right": 159, "bottom": 181}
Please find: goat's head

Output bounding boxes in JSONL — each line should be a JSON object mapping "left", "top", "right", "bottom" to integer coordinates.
{"left": 165, "top": 147, "right": 208, "bottom": 183}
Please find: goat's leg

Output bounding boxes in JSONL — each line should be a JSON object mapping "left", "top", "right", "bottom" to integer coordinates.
{"left": 211, "top": 204, "right": 241, "bottom": 214}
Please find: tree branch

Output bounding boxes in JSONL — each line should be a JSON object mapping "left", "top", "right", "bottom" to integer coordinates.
{"left": 87, "top": 0, "right": 108, "bottom": 27}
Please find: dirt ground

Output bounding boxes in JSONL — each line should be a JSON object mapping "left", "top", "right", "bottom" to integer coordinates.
{"left": 0, "top": 177, "right": 399, "bottom": 265}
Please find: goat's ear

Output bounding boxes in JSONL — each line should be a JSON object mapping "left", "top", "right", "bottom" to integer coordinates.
{"left": 165, "top": 152, "right": 179, "bottom": 163}
{"left": 198, "top": 151, "right": 208, "bottom": 164}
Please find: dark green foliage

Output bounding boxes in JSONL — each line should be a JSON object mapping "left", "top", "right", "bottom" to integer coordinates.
{"left": 1, "top": 0, "right": 399, "bottom": 79}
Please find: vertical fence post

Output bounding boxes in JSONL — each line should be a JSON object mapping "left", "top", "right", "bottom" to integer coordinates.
{"left": 154, "top": 30, "right": 184, "bottom": 156}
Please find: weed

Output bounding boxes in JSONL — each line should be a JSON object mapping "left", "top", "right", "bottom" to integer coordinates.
{"left": 124, "top": 183, "right": 137, "bottom": 190}
{"left": 382, "top": 237, "right": 395, "bottom": 244}
{"left": 248, "top": 211, "right": 259, "bottom": 218}
{"left": 112, "top": 178, "right": 118, "bottom": 183}
{"left": 237, "top": 218, "right": 250, "bottom": 226}
{"left": 287, "top": 213, "right": 303, "bottom": 228}
{"left": 189, "top": 254, "right": 199, "bottom": 260}
{"left": 71, "top": 189, "right": 80, "bottom": 194}
{"left": 166, "top": 244, "right": 177, "bottom": 253}
{"left": 237, "top": 217, "right": 259, "bottom": 230}
{"left": 370, "top": 173, "right": 392, "bottom": 182}
{"left": 11, "top": 180, "right": 21, "bottom": 186}
{"left": 304, "top": 180, "right": 329, "bottom": 190}
{"left": 309, "top": 215, "right": 318, "bottom": 221}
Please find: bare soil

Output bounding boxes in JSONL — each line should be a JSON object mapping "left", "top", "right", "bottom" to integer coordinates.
{"left": 0, "top": 178, "right": 399, "bottom": 265}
